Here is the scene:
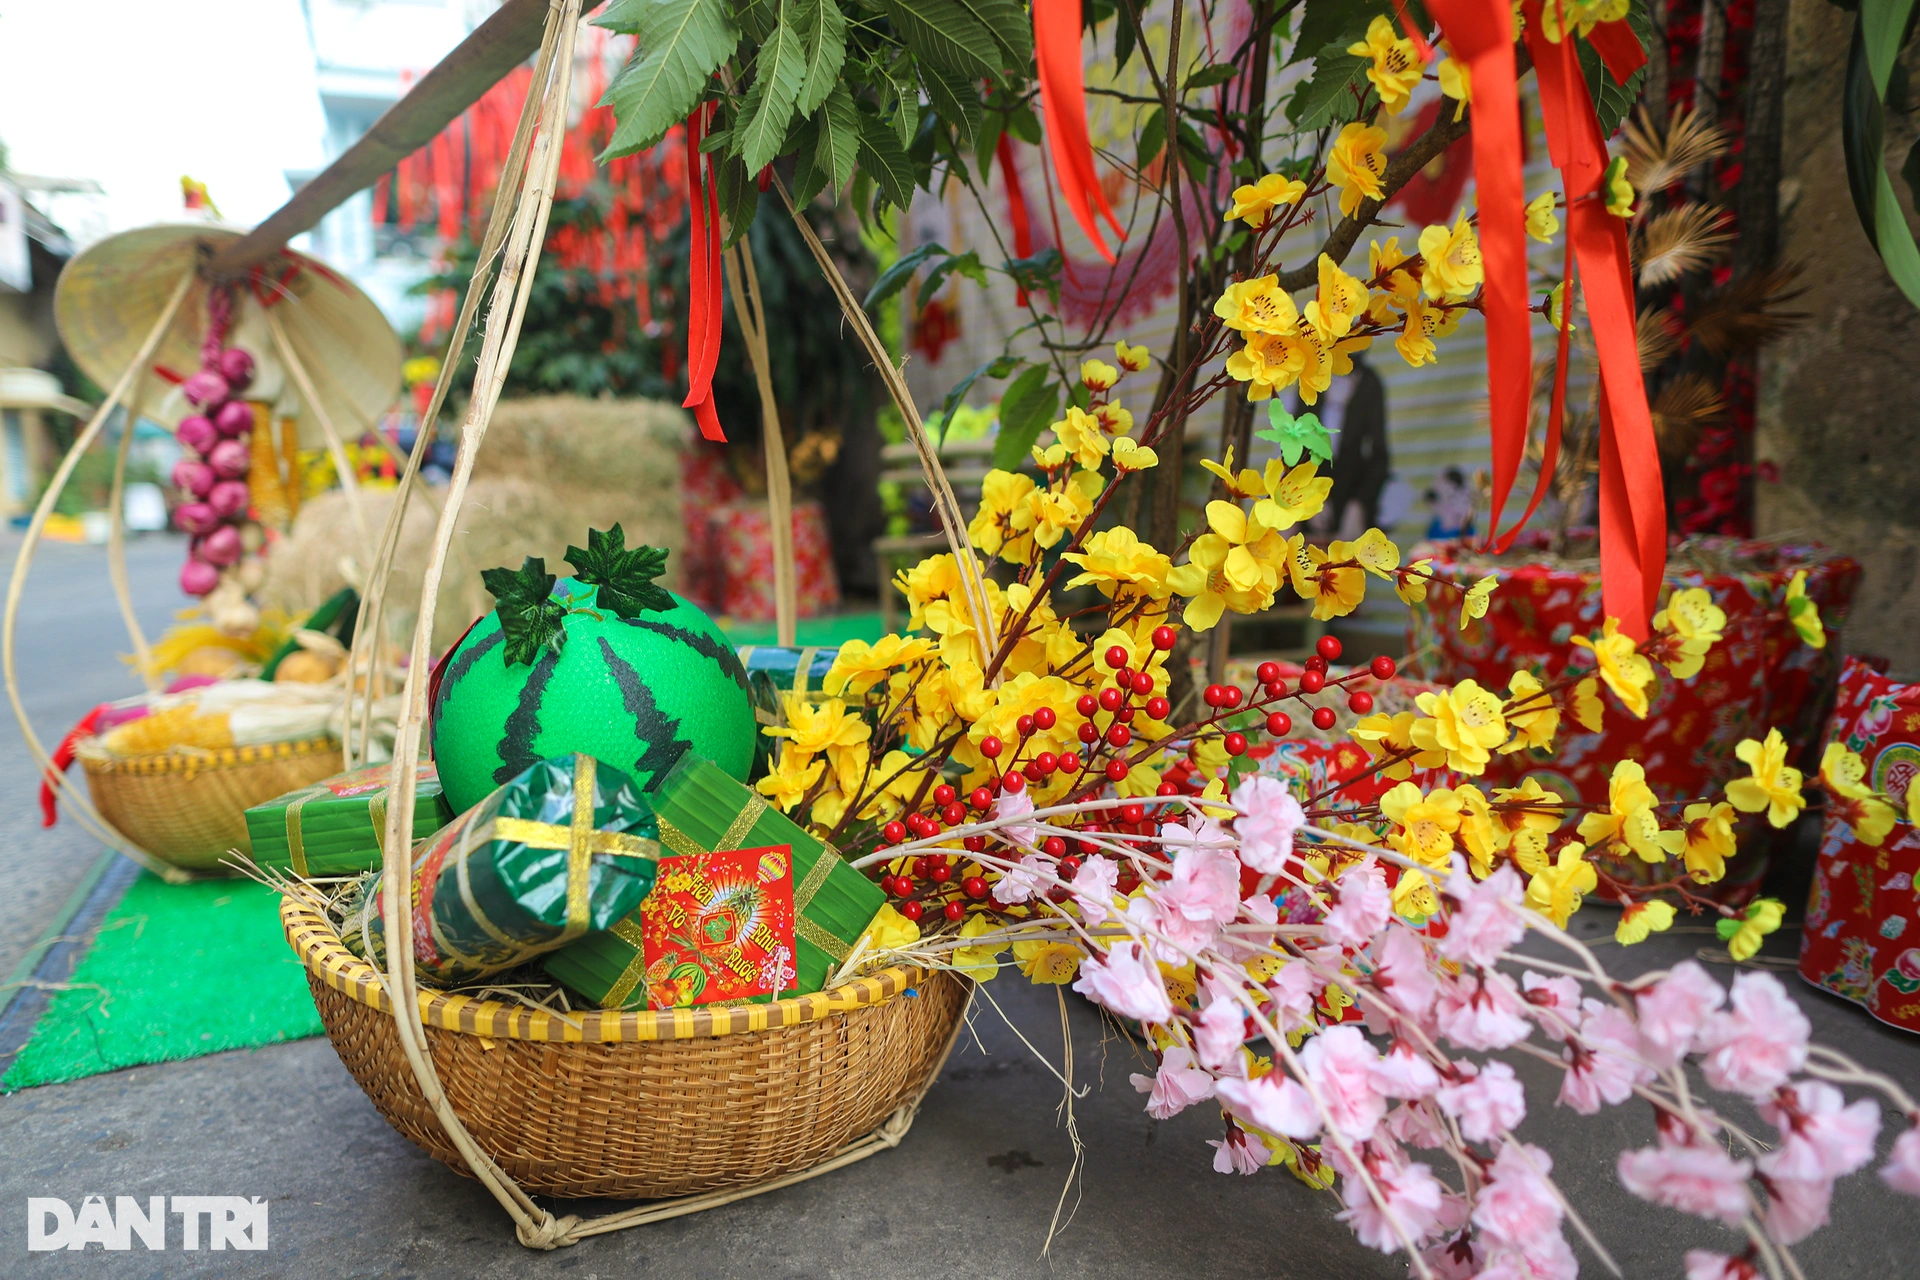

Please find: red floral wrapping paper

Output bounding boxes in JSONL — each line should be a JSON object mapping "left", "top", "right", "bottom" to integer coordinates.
{"left": 717, "top": 498, "right": 841, "bottom": 622}
{"left": 1405, "top": 537, "right": 1861, "bottom": 896}
{"left": 1798, "top": 658, "right": 1920, "bottom": 1036}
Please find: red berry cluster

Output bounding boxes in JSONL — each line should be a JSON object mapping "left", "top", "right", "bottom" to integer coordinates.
{"left": 1195, "top": 635, "right": 1399, "bottom": 752}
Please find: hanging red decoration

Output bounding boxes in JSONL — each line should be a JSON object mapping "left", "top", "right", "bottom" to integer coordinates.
{"left": 1032, "top": 0, "right": 1124, "bottom": 263}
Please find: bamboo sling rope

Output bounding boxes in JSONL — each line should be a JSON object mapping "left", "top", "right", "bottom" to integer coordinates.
{"left": 722, "top": 239, "right": 798, "bottom": 646}
{"left": 264, "top": 306, "right": 373, "bottom": 558}
{"left": 108, "top": 377, "right": 160, "bottom": 691}
{"left": 2, "top": 270, "right": 198, "bottom": 884}
{"left": 341, "top": 14, "right": 560, "bottom": 769}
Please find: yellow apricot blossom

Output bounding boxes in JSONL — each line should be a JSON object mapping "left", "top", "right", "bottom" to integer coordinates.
{"left": 1305, "top": 253, "right": 1369, "bottom": 341}
{"left": 1382, "top": 781, "right": 1464, "bottom": 869}
{"left": 1225, "top": 329, "right": 1306, "bottom": 401}
{"left": 1437, "top": 53, "right": 1471, "bottom": 120}
{"left": 1350, "top": 527, "right": 1401, "bottom": 579}
{"left": 968, "top": 470, "right": 1038, "bottom": 562}
{"left": 1570, "top": 676, "right": 1604, "bottom": 732}
{"left": 1115, "top": 339, "right": 1151, "bottom": 372}
{"left": 1603, "top": 156, "right": 1635, "bottom": 218}
{"left": 1253, "top": 460, "right": 1332, "bottom": 529}
{"left": 1460, "top": 574, "right": 1499, "bottom": 631}
{"left": 1652, "top": 586, "right": 1727, "bottom": 679}
{"left": 1225, "top": 172, "right": 1308, "bottom": 227}
{"left": 823, "top": 634, "right": 937, "bottom": 697}
{"left": 1501, "top": 669, "right": 1561, "bottom": 754}
{"left": 1214, "top": 274, "right": 1302, "bottom": 335}
{"left": 1395, "top": 559, "right": 1432, "bottom": 605}
{"left": 1419, "top": 214, "right": 1484, "bottom": 301}
{"left": 1726, "top": 728, "right": 1806, "bottom": 828}
{"left": 1571, "top": 617, "right": 1655, "bottom": 718}
{"left": 1525, "top": 191, "right": 1560, "bottom": 242}
{"left": 1577, "top": 760, "right": 1669, "bottom": 863}
{"left": 1411, "top": 679, "right": 1509, "bottom": 775}
{"left": 1349, "top": 15, "right": 1424, "bottom": 114}
{"left": 1615, "top": 899, "right": 1676, "bottom": 946}
{"left": 1111, "top": 437, "right": 1159, "bottom": 472}
{"left": 1200, "top": 447, "right": 1268, "bottom": 498}
{"left": 1327, "top": 122, "right": 1390, "bottom": 217}
{"left": 1672, "top": 800, "right": 1736, "bottom": 884}
{"left": 755, "top": 749, "right": 824, "bottom": 810}
{"left": 1062, "top": 526, "right": 1172, "bottom": 598}
{"left": 1052, "top": 406, "right": 1111, "bottom": 471}
{"left": 1786, "top": 570, "right": 1826, "bottom": 648}
{"left": 1014, "top": 938, "right": 1084, "bottom": 984}
{"left": 1525, "top": 841, "right": 1598, "bottom": 926}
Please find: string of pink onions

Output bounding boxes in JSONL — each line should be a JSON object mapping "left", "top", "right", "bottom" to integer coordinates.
{"left": 168, "top": 286, "right": 257, "bottom": 597}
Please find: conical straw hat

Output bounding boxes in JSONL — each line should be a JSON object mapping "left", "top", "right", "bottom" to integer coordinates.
{"left": 54, "top": 223, "right": 401, "bottom": 448}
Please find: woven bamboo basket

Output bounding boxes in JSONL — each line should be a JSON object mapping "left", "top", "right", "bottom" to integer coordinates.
{"left": 75, "top": 737, "right": 342, "bottom": 875}
{"left": 286, "top": 899, "right": 970, "bottom": 1200}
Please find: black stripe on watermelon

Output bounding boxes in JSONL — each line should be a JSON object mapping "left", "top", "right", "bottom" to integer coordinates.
{"left": 433, "top": 626, "right": 505, "bottom": 725}
{"left": 621, "top": 617, "right": 751, "bottom": 694}
{"left": 597, "top": 635, "right": 692, "bottom": 784}
{"left": 493, "top": 646, "right": 560, "bottom": 785}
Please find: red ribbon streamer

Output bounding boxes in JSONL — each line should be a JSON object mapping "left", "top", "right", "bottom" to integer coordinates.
{"left": 996, "top": 134, "right": 1036, "bottom": 305}
{"left": 1525, "top": 8, "right": 1665, "bottom": 636}
{"left": 1586, "top": 18, "right": 1648, "bottom": 83}
{"left": 1424, "top": 0, "right": 1532, "bottom": 558}
{"left": 1033, "top": 0, "right": 1122, "bottom": 263}
{"left": 682, "top": 105, "right": 727, "bottom": 442}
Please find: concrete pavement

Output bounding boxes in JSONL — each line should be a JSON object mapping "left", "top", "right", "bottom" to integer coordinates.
{"left": 1, "top": 536, "right": 1917, "bottom": 1278}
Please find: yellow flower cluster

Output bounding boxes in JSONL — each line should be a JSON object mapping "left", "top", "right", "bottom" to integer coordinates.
{"left": 1220, "top": 258, "right": 1373, "bottom": 405}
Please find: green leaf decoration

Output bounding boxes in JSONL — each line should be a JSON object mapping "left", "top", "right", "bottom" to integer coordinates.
{"left": 939, "top": 354, "right": 1020, "bottom": 429}
{"left": 1289, "top": 0, "right": 1380, "bottom": 66}
{"left": 863, "top": 242, "right": 949, "bottom": 310}
{"left": 599, "top": 0, "right": 739, "bottom": 160}
{"left": 1575, "top": 27, "right": 1646, "bottom": 139}
{"left": 951, "top": 0, "right": 1032, "bottom": 66}
{"left": 1002, "top": 247, "right": 1063, "bottom": 303}
{"left": 713, "top": 150, "right": 759, "bottom": 244}
{"left": 856, "top": 108, "right": 918, "bottom": 211}
{"left": 1255, "top": 401, "right": 1334, "bottom": 465}
{"left": 1845, "top": 0, "right": 1920, "bottom": 310}
{"left": 793, "top": 0, "right": 847, "bottom": 116}
{"left": 1288, "top": 49, "right": 1368, "bottom": 129}
{"left": 481, "top": 557, "right": 567, "bottom": 667}
{"left": 1715, "top": 917, "right": 1742, "bottom": 943}
{"left": 1137, "top": 106, "right": 1167, "bottom": 171}
{"left": 879, "top": 0, "right": 1003, "bottom": 86}
{"left": 916, "top": 249, "right": 986, "bottom": 311}
{"left": 565, "top": 524, "right": 675, "bottom": 619}
{"left": 991, "top": 366, "right": 1060, "bottom": 470}
{"left": 816, "top": 84, "right": 862, "bottom": 193}
{"left": 921, "top": 63, "right": 984, "bottom": 151}
{"left": 1185, "top": 62, "right": 1238, "bottom": 89}
{"left": 735, "top": 0, "right": 809, "bottom": 173}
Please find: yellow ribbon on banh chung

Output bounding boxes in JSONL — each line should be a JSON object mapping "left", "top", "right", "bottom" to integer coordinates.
{"left": 486, "top": 756, "right": 661, "bottom": 943}
{"left": 282, "top": 790, "right": 390, "bottom": 879}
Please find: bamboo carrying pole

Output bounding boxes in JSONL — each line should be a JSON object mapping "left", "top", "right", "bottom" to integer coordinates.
{"left": 108, "top": 380, "right": 159, "bottom": 692}
{"left": 722, "top": 240, "right": 798, "bottom": 645}
{"left": 2, "top": 272, "right": 199, "bottom": 884}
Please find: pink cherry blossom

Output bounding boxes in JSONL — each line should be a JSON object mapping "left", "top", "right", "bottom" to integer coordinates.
{"left": 1300, "top": 1025, "right": 1387, "bottom": 1141}
{"left": 1634, "top": 960, "right": 1725, "bottom": 1070}
{"left": 1685, "top": 1251, "right": 1761, "bottom": 1280}
{"left": 1418, "top": 1232, "right": 1485, "bottom": 1280}
{"left": 1267, "top": 958, "right": 1321, "bottom": 1028}
{"left": 1233, "top": 774, "right": 1306, "bottom": 873}
{"left": 1072, "top": 941, "right": 1174, "bottom": 1024}
{"left": 1436, "top": 1059, "right": 1527, "bottom": 1143}
{"left": 1882, "top": 1126, "right": 1920, "bottom": 1195}
{"left": 1438, "top": 861, "right": 1526, "bottom": 967}
{"left": 1209, "top": 1126, "right": 1265, "bottom": 1175}
{"left": 1218, "top": 893, "right": 1278, "bottom": 964}
{"left": 1370, "top": 1040, "right": 1441, "bottom": 1101}
{"left": 1435, "top": 973, "right": 1533, "bottom": 1051}
{"left": 1557, "top": 1000, "right": 1652, "bottom": 1115}
{"left": 991, "top": 854, "right": 1052, "bottom": 906}
{"left": 1216, "top": 1070, "right": 1321, "bottom": 1140}
{"left": 1478, "top": 1230, "right": 1578, "bottom": 1280}
{"left": 1194, "top": 981, "right": 1249, "bottom": 1069}
{"left": 1617, "top": 1139, "right": 1754, "bottom": 1225}
{"left": 1323, "top": 859, "right": 1392, "bottom": 948}
{"left": 1758, "top": 1080, "right": 1881, "bottom": 1180}
{"left": 1384, "top": 1101, "right": 1449, "bottom": 1149}
{"left": 1337, "top": 1156, "right": 1449, "bottom": 1252}
{"left": 1472, "top": 1142, "right": 1563, "bottom": 1250}
{"left": 1140, "top": 830, "right": 1243, "bottom": 957}
{"left": 1761, "top": 1173, "right": 1832, "bottom": 1245}
{"left": 1369, "top": 925, "right": 1439, "bottom": 1024}
{"left": 1695, "top": 971, "right": 1810, "bottom": 1098}
{"left": 994, "top": 789, "right": 1040, "bottom": 849}
{"left": 1069, "top": 854, "right": 1119, "bottom": 926}
{"left": 1130, "top": 1045, "right": 1214, "bottom": 1120}
{"left": 1520, "top": 970, "right": 1583, "bottom": 1041}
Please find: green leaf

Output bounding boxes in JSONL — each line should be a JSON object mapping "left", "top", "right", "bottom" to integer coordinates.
{"left": 565, "top": 525, "right": 676, "bottom": 619}
{"left": 1255, "top": 401, "right": 1333, "bottom": 466}
{"left": 794, "top": 0, "right": 848, "bottom": 115}
{"left": 1185, "top": 62, "right": 1238, "bottom": 89}
{"left": 1002, "top": 247, "right": 1062, "bottom": 300}
{"left": 974, "top": 110, "right": 1006, "bottom": 181}
{"left": 600, "top": 0, "right": 741, "bottom": 159}
{"left": 939, "top": 353, "right": 1020, "bottom": 428}
{"left": 817, "top": 84, "right": 862, "bottom": 193}
{"left": 857, "top": 108, "right": 919, "bottom": 210}
{"left": 1289, "top": 0, "right": 1379, "bottom": 65}
{"left": 1575, "top": 28, "right": 1646, "bottom": 138}
{"left": 921, "top": 64, "right": 984, "bottom": 150}
{"left": 714, "top": 151, "right": 760, "bottom": 242}
{"left": 864, "top": 241, "right": 950, "bottom": 310}
{"left": 991, "top": 366, "right": 1059, "bottom": 470}
{"left": 787, "top": 115, "right": 830, "bottom": 205}
{"left": 481, "top": 557, "right": 567, "bottom": 666}
{"left": 1715, "top": 917, "right": 1741, "bottom": 942}
{"left": 1114, "top": 5, "right": 1137, "bottom": 73}
{"left": 1848, "top": 0, "right": 1920, "bottom": 309}
{"left": 1137, "top": 106, "right": 1167, "bottom": 170}
{"left": 916, "top": 249, "right": 986, "bottom": 310}
{"left": 1006, "top": 103, "right": 1043, "bottom": 144}
{"left": 1174, "top": 118, "right": 1211, "bottom": 182}
{"left": 879, "top": 0, "right": 1002, "bottom": 84}
{"left": 1287, "top": 50, "right": 1368, "bottom": 129}
{"left": 950, "top": 0, "right": 1033, "bottom": 67}
{"left": 736, "top": 0, "right": 810, "bottom": 172}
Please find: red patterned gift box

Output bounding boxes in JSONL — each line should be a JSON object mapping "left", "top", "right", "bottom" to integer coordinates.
{"left": 717, "top": 498, "right": 841, "bottom": 622}
{"left": 1405, "top": 536, "right": 1861, "bottom": 897}
{"left": 637, "top": 844, "right": 799, "bottom": 1010}
{"left": 1799, "top": 658, "right": 1920, "bottom": 1035}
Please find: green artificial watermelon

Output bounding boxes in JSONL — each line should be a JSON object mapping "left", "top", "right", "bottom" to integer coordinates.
{"left": 429, "top": 526, "right": 757, "bottom": 814}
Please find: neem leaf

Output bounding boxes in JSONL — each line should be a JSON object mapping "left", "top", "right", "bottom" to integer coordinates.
{"left": 1255, "top": 401, "right": 1334, "bottom": 466}
{"left": 566, "top": 524, "right": 675, "bottom": 618}
{"left": 482, "top": 557, "right": 567, "bottom": 666}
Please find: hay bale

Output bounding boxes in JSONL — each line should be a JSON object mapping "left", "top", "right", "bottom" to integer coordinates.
{"left": 260, "top": 397, "right": 690, "bottom": 654}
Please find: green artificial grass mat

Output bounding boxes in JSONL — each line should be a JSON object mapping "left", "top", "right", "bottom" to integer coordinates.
{"left": 3, "top": 873, "right": 320, "bottom": 1090}
{"left": 720, "top": 610, "right": 884, "bottom": 648}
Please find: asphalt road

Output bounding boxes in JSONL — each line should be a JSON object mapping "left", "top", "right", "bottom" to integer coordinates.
{"left": 0, "top": 535, "right": 1916, "bottom": 1279}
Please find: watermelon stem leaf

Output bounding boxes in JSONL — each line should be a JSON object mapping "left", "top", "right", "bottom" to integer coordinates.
{"left": 565, "top": 523, "right": 675, "bottom": 619}
{"left": 480, "top": 556, "right": 568, "bottom": 666}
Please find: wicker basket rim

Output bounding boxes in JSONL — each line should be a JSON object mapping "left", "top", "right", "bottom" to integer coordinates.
{"left": 75, "top": 734, "right": 341, "bottom": 775}
{"left": 284, "top": 898, "right": 925, "bottom": 1045}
